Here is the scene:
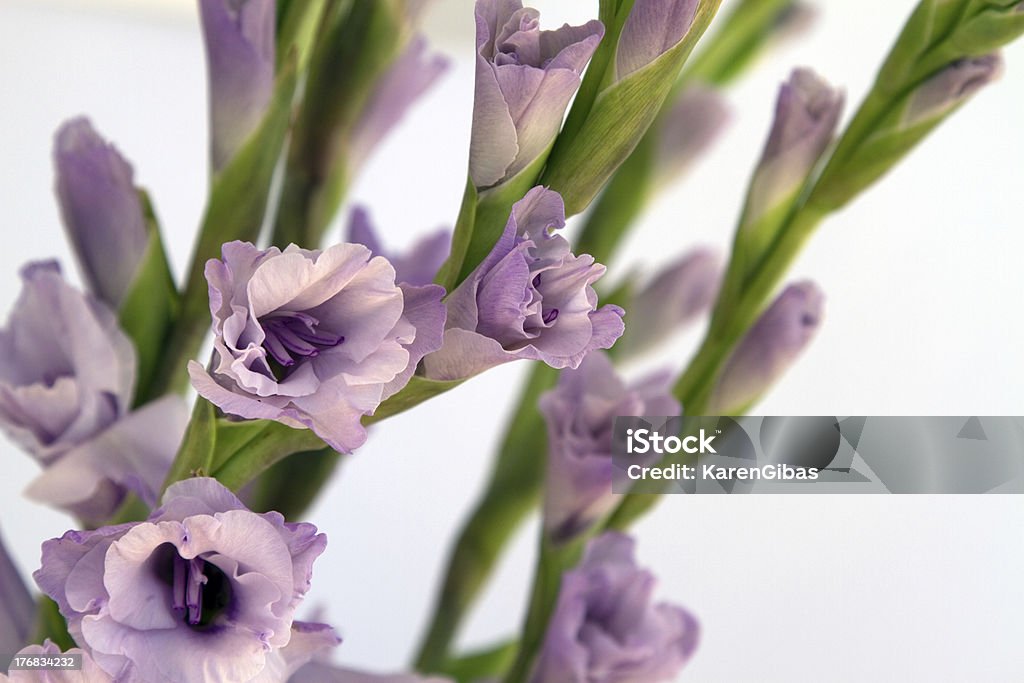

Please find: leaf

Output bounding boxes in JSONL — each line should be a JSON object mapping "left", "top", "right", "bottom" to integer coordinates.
{"left": 119, "top": 191, "right": 180, "bottom": 406}
{"left": 542, "top": 0, "right": 723, "bottom": 216}
{"left": 368, "top": 375, "right": 464, "bottom": 423}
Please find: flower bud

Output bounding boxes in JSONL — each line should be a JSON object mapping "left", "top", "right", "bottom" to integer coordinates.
{"left": 654, "top": 87, "right": 731, "bottom": 187}
{"left": 616, "top": 0, "right": 699, "bottom": 81}
{"left": 746, "top": 68, "right": 842, "bottom": 225}
{"left": 904, "top": 53, "right": 1003, "bottom": 127}
{"left": 708, "top": 281, "right": 823, "bottom": 413}
{"left": 470, "top": 0, "right": 604, "bottom": 188}
{"left": 54, "top": 118, "right": 148, "bottom": 309}
{"left": 199, "top": 0, "right": 276, "bottom": 171}
{"left": 617, "top": 248, "right": 722, "bottom": 359}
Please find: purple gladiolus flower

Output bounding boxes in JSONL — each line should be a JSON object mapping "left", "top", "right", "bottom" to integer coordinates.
{"left": 422, "top": 188, "right": 624, "bottom": 380}
{"left": 616, "top": 0, "right": 699, "bottom": 81}
{"left": 346, "top": 207, "right": 451, "bottom": 287}
{"left": 349, "top": 36, "right": 449, "bottom": 175}
{"left": 746, "top": 68, "right": 843, "bottom": 225}
{"left": 199, "top": 0, "right": 276, "bottom": 171}
{"left": 653, "top": 87, "right": 731, "bottom": 188}
{"left": 470, "top": 0, "right": 604, "bottom": 188}
{"left": 904, "top": 54, "right": 1003, "bottom": 126}
{"left": 708, "top": 281, "right": 824, "bottom": 413}
{"left": 33, "top": 478, "right": 340, "bottom": 683}
{"left": 189, "top": 241, "right": 446, "bottom": 453}
{"left": 54, "top": 118, "right": 148, "bottom": 309}
{"left": 532, "top": 532, "right": 699, "bottom": 683}
{"left": 0, "top": 530, "right": 34, "bottom": 659}
{"left": 540, "top": 353, "right": 679, "bottom": 541}
{"left": 0, "top": 642, "right": 112, "bottom": 682}
{"left": 290, "top": 664, "right": 451, "bottom": 683}
{"left": 617, "top": 248, "right": 721, "bottom": 358}
{"left": 0, "top": 262, "right": 187, "bottom": 523}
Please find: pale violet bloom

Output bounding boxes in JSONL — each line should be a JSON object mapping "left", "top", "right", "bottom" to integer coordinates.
{"left": 470, "top": 0, "right": 604, "bottom": 188}
{"left": 0, "top": 642, "right": 112, "bottom": 683}
{"left": 189, "top": 241, "right": 446, "bottom": 453}
{"left": 532, "top": 532, "right": 699, "bottom": 683}
{"left": 904, "top": 54, "right": 1003, "bottom": 126}
{"left": 616, "top": 248, "right": 721, "bottom": 359}
{"left": 708, "top": 281, "right": 824, "bottom": 414}
{"left": 345, "top": 207, "right": 451, "bottom": 287}
{"left": 0, "top": 262, "right": 186, "bottom": 524}
{"left": 422, "top": 188, "right": 624, "bottom": 381}
{"left": 653, "top": 87, "right": 731, "bottom": 188}
{"left": 199, "top": 0, "right": 276, "bottom": 171}
{"left": 540, "top": 353, "right": 679, "bottom": 541}
{"left": 34, "top": 478, "right": 340, "bottom": 683}
{"left": 745, "top": 68, "right": 843, "bottom": 224}
{"left": 54, "top": 118, "right": 148, "bottom": 309}
{"left": 615, "top": 0, "right": 699, "bottom": 81}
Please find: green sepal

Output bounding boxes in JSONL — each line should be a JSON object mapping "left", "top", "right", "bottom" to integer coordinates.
{"left": 442, "top": 640, "right": 518, "bottom": 683}
{"left": 542, "top": 0, "right": 723, "bottom": 216}
{"left": 435, "top": 177, "right": 478, "bottom": 292}
{"left": 574, "top": 132, "right": 655, "bottom": 266}
{"left": 459, "top": 154, "right": 550, "bottom": 286}
{"left": 119, "top": 191, "right": 179, "bottom": 406}
{"left": 276, "top": 0, "right": 330, "bottom": 73}
{"left": 211, "top": 421, "right": 328, "bottom": 492}
{"left": 369, "top": 376, "right": 465, "bottom": 424}
{"left": 32, "top": 597, "right": 75, "bottom": 652}
{"left": 161, "top": 397, "right": 217, "bottom": 493}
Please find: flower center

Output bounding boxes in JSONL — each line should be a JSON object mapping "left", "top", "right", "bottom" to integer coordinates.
{"left": 155, "top": 545, "right": 232, "bottom": 630}
{"left": 259, "top": 310, "right": 345, "bottom": 375}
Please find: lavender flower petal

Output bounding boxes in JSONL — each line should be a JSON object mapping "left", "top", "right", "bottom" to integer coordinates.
{"left": 0, "top": 262, "right": 134, "bottom": 464}
{"left": 346, "top": 208, "right": 451, "bottom": 287}
{"left": 24, "top": 396, "right": 188, "bottom": 524}
{"left": 470, "top": 0, "right": 604, "bottom": 188}
{"left": 423, "top": 187, "right": 623, "bottom": 380}
{"left": 349, "top": 36, "right": 450, "bottom": 174}
{"left": 532, "top": 532, "right": 699, "bottom": 683}
{"left": 616, "top": 0, "right": 699, "bottom": 80}
{"left": 541, "top": 353, "right": 679, "bottom": 540}
{"left": 708, "top": 281, "right": 824, "bottom": 413}
{"left": 33, "top": 478, "right": 339, "bottom": 683}
{"left": 54, "top": 118, "right": 148, "bottom": 309}
{"left": 190, "top": 241, "right": 445, "bottom": 452}
{"left": 199, "top": 0, "right": 276, "bottom": 171}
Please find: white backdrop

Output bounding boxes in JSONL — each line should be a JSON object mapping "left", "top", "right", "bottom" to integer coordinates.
{"left": 1, "top": 1, "right": 1023, "bottom": 681}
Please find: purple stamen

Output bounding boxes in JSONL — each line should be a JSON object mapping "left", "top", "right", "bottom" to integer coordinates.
{"left": 186, "top": 558, "right": 207, "bottom": 626}
{"left": 543, "top": 308, "right": 559, "bottom": 324}
{"left": 259, "top": 310, "right": 345, "bottom": 369}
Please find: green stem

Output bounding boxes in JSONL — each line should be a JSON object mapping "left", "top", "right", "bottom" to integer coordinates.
{"left": 414, "top": 365, "right": 557, "bottom": 673}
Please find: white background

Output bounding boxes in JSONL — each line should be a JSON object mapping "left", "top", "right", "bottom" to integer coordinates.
{"left": 1, "top": 1, "right": 1023, "bottom": 681}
